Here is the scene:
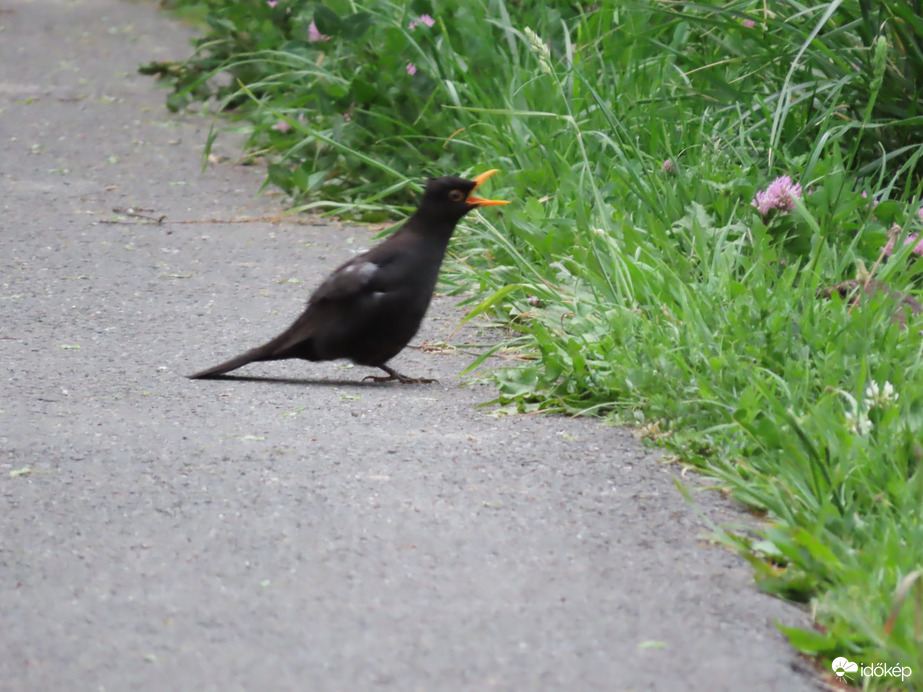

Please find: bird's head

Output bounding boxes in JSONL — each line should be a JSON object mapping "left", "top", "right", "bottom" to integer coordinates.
{"left": 419, "top": 170, "right": 509, "bottom": 221}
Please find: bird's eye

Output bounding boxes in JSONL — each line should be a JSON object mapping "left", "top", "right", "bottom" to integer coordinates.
{"left": 448, "top": 189, "right": 465, "bottom": 202}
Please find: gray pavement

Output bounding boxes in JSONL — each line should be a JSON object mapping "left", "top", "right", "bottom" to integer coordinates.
{"left": 0, "top": 1, "right": 821, "bottom": 690}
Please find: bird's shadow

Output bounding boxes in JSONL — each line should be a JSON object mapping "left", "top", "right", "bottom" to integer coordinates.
{"left": 188, "top": 374, "right": 435, "bottom": 388}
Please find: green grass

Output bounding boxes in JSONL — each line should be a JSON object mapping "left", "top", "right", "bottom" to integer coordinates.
{"left": 145, "top": 1, "right": 923, "bottom": 686}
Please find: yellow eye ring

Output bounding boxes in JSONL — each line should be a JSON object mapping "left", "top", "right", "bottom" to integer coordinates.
{"left": 448, "top": 189, "right": 465, "bottom": 202}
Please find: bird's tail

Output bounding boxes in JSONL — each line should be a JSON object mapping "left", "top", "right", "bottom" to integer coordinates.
{"left": 188, "top": 345, "right": 276, "bottom": 379}
{"left": 189, "top": 311, "right": 322, "bottom": 380}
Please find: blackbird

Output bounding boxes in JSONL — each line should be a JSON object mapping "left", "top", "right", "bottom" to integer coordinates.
{"left": 188, "top": 170, "right": 508, "bottom": 383}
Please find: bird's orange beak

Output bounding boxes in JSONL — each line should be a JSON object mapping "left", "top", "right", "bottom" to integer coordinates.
{"left": 467, "top": 169, "right": 510, "bottom": 207}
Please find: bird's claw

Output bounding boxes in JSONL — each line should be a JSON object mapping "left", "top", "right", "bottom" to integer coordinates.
{"left": 363, "top": 372, "right": 438, "bottom": 384}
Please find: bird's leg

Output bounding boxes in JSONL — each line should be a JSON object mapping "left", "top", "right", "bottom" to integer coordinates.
{"left": 363, "top": 364, "right": 437, "bottom": 384}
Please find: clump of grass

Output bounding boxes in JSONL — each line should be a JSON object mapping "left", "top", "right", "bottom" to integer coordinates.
{"left": 148, "top": 0, "right": 923, "bottom": 683}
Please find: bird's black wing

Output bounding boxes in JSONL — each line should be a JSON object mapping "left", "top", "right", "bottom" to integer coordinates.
{"left": 309, "top": 256, "right": 383, "bottom": 304}
{"left": 249, "top": 255, "right": 391, "bottom": 361}
{"left": 307, "top": 240, "right": 411, "bottom": 305}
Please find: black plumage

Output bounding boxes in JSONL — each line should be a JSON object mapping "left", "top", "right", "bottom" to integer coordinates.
{"left": 189, "top": 171, "right": 508, "bottom": 383}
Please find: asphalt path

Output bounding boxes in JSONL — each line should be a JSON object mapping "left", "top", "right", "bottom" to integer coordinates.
{"left": 1, "top": 1, "right": 820, "bottom": 690}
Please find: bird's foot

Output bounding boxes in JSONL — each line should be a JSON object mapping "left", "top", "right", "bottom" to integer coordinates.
{"left": 363, "top": 365, "right": 438, "bottom": 384}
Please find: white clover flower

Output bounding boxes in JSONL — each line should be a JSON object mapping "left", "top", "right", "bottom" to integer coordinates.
{"left": 845, "top": 410, "right": 872, "bottom": 436}
{"left": 881, "top": 381, "right": 897, "bottom": 402}
{"left": 865, "top": 380, "right": 899, "bottom": 408}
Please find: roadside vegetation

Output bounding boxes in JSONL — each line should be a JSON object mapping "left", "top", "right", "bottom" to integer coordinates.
{"left": 144, "top": 1, "right": 923, "bottom": 685}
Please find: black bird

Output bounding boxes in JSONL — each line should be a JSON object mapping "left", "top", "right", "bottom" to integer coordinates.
{"left": 189, "top": 170, "right": 508, "bottom": 383}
